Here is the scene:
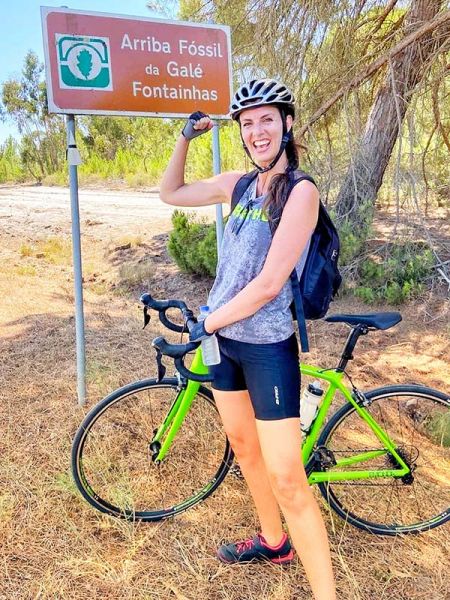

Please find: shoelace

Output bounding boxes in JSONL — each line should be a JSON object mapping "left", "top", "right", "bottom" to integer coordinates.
{"left": 235, "top": 537, "right": 256, "bottom": 553}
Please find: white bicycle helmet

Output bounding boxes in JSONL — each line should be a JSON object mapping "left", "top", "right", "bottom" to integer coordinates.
{"left": 229, "top": 78, "right": 295, "bottom": 120}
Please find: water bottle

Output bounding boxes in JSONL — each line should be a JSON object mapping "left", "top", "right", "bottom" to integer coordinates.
{"left": 197, "top": 306, "right": 221, "bottom": 366}
{"left": 300, "top": 381, "right": 323, "bottom": 432}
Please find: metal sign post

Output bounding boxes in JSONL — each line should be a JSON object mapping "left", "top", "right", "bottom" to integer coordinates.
{"left": 66, "top": 115, "right": 86, "bottom": 405}
{"left": 212, "top": 122, "right": 224, "bottom": 253}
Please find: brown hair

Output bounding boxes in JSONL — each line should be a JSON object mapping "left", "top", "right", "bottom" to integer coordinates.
{"left": 262, "top": 136, "right": 300, "bottom": 223}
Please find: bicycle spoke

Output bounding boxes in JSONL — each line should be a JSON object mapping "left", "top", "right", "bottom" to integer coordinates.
{"left": 73, "top": 381, "right": 232, "bottom": 520}
{"left": 318, "top": 387, "right": 450, "bottom": 533}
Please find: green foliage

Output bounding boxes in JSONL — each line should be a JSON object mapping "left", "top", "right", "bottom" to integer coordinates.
{"left": 0, "top": 136, "right": 24, "bottom": 182}
{"left": 355, "top": 243, "right": 434, "bottom": 305}
{"left": 335, "top": 200, "right": 374, "bottom": 265}
{"left": 79, "top": 115, "right": 134, "bottom": 160}
{"left": 1, "top": 51, "right": 65, "bottom": 181}
{"left": 353, "top": 286, "right": 375, "bottom": 304}
{"left": 338, "top": 221, "right": 367, "bottom": 267}
{"left": 168, "top": 210, "right": 217, "bottom": 277}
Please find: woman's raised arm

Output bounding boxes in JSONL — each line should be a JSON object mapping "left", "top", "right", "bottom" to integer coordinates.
{"left": 159, "top": 116, "right": 243, "bottom": 207}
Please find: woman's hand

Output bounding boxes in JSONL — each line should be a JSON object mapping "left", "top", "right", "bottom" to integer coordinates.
{"left": 181, "top": 111, "right": 214, "bottom": 140}
{"left": 189, "top": 318, "right": 214, "bottom": 343}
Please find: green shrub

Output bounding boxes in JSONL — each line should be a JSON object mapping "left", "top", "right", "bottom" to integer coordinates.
{"left": 338, "top": 220, "right": 368, "bottom": 266}
{"left": 335, "top": 201, "right": 374, "bottom": 265}
{"left": 168, "top": 210, "right": 217, "bottom": 277}
{"left": 354, "top": 286, "right": 375, "bottom": 304}
{"left": 0, "top": 137, "right": 24, "bottom": 182}
{"left": 167, "top": 212, "right": 434, "bottom": 307}
{"left": 357, "top": 242, "right": 434, "bottom": 304}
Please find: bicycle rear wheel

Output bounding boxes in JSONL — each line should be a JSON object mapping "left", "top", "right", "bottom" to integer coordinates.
{"left": 317, "top": 385, "right": 450, "bottom": 535}
{"left": 72, "top": 378, "right": 233, "bottom": 521}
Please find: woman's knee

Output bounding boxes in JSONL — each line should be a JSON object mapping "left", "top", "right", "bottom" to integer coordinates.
{"left": 226, "top": 429, "right": 261, "bottom": 463}
{"left": 267, "top": 466, "right": 312, "bottom": 508}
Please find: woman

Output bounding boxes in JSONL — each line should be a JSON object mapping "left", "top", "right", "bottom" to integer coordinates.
{"left": 160, "top": 79, "right": 336, "bottom": 600}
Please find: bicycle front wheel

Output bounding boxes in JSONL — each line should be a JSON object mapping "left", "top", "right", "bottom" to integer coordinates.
{"left": 317, "top": 385, "right": 450, "bottom": 535}
{"left": 72, "top": 378, "right": 233, "bottom": 521}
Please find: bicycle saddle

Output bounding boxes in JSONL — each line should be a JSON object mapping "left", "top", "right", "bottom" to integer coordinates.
{"left": 325, "top": 312, "right": 402, "bottom": 330}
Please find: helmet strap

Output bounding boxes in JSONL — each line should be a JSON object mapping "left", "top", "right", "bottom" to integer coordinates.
{"left": 240, "top": 110, "right": 293, "bottom": 174}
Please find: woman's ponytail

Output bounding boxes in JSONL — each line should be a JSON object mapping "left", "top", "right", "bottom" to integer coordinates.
{"left": 262, "top": 136, "right": 300, "bottom": 222}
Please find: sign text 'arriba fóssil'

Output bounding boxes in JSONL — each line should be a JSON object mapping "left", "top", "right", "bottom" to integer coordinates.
{"left": 41, "top": 7, "right": 232, "bottom": 118}
{"left": 120, "top": 34, "right": 224, "bottom": 101}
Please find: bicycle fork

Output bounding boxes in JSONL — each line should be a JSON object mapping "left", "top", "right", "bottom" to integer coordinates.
{"left": 149, "top": 348, "right": 208, "bottom": 464}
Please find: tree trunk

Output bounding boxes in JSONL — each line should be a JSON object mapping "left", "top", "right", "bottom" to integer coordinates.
{"left": 335, "top": 0, "right": 444, "bottom": 224}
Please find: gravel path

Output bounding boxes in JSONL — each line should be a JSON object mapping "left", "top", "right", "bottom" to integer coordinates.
{"left": 0, "top": 184, "right": 221, "bottom": 237}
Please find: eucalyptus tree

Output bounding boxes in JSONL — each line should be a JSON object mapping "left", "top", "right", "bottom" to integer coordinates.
{"left": 160, "top": 1, "right": 449, "bottom": 239}
{"left": 1, "top": 51, "right": 65, "bottom": 181}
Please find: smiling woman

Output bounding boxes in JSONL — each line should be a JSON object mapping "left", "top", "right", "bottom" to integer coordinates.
{"left": 158, "top": 78, "right": 336, "bottom": 599}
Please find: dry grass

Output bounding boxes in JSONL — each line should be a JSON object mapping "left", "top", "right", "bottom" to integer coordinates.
{"left": 0, "top": 215, "right": 449, "bottom": 600}
{"left": 18, "top": 236, "right": 73, "bottom": 265}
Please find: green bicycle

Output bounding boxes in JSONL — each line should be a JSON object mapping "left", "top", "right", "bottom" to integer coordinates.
{"left": 71, "top": 293, "right": 450, "bottom": 535}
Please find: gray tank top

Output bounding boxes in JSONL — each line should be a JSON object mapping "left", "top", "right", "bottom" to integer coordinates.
{"left": 207, "top": 179, "right": 310, "bottom": 343}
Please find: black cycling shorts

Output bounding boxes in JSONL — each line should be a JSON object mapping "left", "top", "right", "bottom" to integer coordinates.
{"left": 209, "top": 334, "right": 300, "bottom": 421}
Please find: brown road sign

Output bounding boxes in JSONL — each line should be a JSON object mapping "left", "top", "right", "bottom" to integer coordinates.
{"left": 41, "top": 7, "right": 232, "bottom": 118}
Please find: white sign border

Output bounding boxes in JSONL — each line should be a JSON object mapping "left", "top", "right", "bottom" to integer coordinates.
{"left": 40, "top": 6, "right": 233, "bottom": 119}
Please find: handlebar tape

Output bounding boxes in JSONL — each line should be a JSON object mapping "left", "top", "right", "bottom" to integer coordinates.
{"left": 174, "top": 359, "right": 213, "bottom": 383}
{"left": 143, "top": 293, "right": 213, "bottom": 382}
{"left": 141, "top": 293, "right": 191, "bottom": 333}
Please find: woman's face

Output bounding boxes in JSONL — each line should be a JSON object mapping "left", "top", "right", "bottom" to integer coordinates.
{"left": 239, "top": 105, "right": 292, "bottom": 167}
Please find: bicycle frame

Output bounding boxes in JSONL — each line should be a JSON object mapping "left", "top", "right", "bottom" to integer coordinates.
{"left": 151, "top": 348, "right": 411, "bottom": 482}
{"left": 300, "top": 364, "right": 410, "bottom": 483}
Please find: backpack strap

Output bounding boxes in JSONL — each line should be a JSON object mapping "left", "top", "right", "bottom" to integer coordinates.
{"left": 290, "top": 271, "right": 309, "bottom": 352}
{"left": 268, "top": 169, "right": 318, "bottom": 353}
{"left": 230, "top": 170, "right": 258, "bottom": 214}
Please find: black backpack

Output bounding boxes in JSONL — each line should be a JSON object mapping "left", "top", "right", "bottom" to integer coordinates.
{"left": 231, "top": 169, "right": 342, "bottom": 352}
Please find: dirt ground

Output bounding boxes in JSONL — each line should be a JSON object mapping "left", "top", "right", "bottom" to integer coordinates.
{"left": 0, "top": 184, "right": 449, "bottom": 599}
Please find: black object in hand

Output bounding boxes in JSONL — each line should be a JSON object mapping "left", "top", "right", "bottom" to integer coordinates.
{"left": 182, "top": 111, "right": 211, "bottom": 140}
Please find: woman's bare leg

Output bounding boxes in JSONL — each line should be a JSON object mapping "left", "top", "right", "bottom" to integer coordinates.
{"left": 212, "top": 389, "right": 285, "bottom": 546}
{"left": 256, "top": 417, "right": 336, "bottom": 600}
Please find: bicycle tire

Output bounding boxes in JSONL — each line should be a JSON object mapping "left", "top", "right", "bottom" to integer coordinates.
{"left": 317, "top": 384, "right": 450, "bottom": 535}
{"left": 71, "top": 378, "right": 234, "bottom": 521}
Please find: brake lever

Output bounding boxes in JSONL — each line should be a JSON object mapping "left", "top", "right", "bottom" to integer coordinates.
{"left": 143, "top": 306, "right": 151, "bottom": 329}
{"left": 154, "top": 346, "right": 167, "bottom": 382}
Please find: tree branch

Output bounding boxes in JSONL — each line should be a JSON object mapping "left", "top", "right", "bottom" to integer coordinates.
{"left": 298, "top": 9, "right": 450, "bottom": 138}
{"left": 431, "top": 62, "right": 450, "bottom": 153}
